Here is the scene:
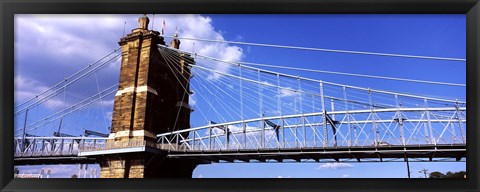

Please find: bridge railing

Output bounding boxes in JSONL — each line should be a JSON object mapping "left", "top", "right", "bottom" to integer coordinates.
{"left": 155, "top": 137, "right": 467, "bottom": 152}
{"left": 14, "top": 105, "right": 466, "bottom": 155}
{"left": 14, "top": 137, "right": 107, "bottom": 157}
{"left": 79, "top": 139, "right": 152, "bottom": 152}
{"left": 156, "top": 106, "right": 466, "bottom": 152}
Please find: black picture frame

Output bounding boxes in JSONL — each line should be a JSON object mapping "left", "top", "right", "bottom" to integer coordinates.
{"left": 1, "top": 0, "right": 478, "bottom": 191}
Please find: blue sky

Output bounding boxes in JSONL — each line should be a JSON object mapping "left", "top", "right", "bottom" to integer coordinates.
{"left": 14, "top": 14, "right": 466, "bottom": 178}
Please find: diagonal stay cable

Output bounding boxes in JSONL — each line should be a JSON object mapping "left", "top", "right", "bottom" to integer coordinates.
{"left": 18, "top": 84, "right": 118, "bottom": 133}
{"left": 15, "top": 48, "right": 120, "bottom": 109}
{"left": 159, "top": 48, "right": 193, "bottom": 131}
{"left": 160, "top": 48, "right": 232, "bottom": 125}
{"left": 160, "top": 45, "right": 465, "bottom": 104}
{"left": 15, "top": 53, "right": 121, "bottom": 115}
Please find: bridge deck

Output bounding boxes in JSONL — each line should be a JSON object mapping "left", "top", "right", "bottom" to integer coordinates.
{"left": 167, "top": 144, "right": 466, "bottom": 163}
{"left": 14, "top": 141, "right": 465, "bottom": 165}
{"left": 14, "top": 156, "right": 98, "bottom": 166}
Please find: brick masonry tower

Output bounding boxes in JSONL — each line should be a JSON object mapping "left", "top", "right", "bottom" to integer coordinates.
{"left": 86, "top": 15, "right": 198, "bottom": 178}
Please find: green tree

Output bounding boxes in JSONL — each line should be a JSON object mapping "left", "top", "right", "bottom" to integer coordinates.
{"left": 445, "top": 171, "right": 453, "bottom": 178}
{"left": 71, "top": 174, "right": 78, "bottom": 178}
{"left": 429, "top": 171, "right": 444, "bottom": 178}
{"left": 447, "top": 171, "right": 466, "bottom": 178}
{"left": 429, "top": 171, "right": 466, "bottom": 178}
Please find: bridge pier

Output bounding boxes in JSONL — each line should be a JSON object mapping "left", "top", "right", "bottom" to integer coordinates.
{"left": 91, "top": 15, "right": 196, "bottom": 178}
{"left": 99, "top": 154, "right": 199, "bottom": 178}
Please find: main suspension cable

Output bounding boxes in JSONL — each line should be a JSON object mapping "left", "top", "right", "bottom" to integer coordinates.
{"left": 162, "top": 35, "right": 465, "bottom": 62}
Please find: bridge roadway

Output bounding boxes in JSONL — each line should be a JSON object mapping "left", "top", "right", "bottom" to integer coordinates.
{"left": 14, "top": 136, "right": 466, "bottom": 165}
{"left": 165, "top": 143, "right": 466, "bottom": 163}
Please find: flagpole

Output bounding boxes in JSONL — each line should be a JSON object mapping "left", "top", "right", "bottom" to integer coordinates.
{"left": 122, "top": 22, "right": 126, "bottom": 37}
{"left": 152, "top": 14, "right": 155, "bottom": 30}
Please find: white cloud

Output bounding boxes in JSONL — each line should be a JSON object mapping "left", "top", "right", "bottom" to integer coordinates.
{"left": 235, "top": 34, "right": 243, "bottom": 41}
{"left": 317, "top": 163, "right": 354, "bottom": 170}
{"left": 100, "top": 99, "right": 114, "bottom": 108}
{"left": 278, "top": 87, "right": 300, "bottom": 98}
{"left": 43, "top": 98, "right": 69, "bottom": 110}
{"left": 342, "top": 174, "right": 349, "bottom": 178}
{"left": 14, "top": 14, "right": 242, "bottom": 131}
{"left": 189, "top": 95, "right": 197, "bottom": 107}
{"left": 14, "top": 75, "right": 49, "bottom": 102}
{"left": 172, "top": 14, "right": 243, "bottom": 80}
{"left": 261, "top": 81, "right": 274, "bottom": 87}
{"left": 14, "top": 75, "right": 115, "bottom": 113}
{"left": 15, "top": 14, "right": 244, "bottom": 107}
{"left": 211, "top": 127, "right": 225, "bottom": 135}
{"left": 105, "top": 111, "right": 113, "bottom": 122}
{"left": 14, "top": 75, "right": 74, "bottom": 111}
{"left": 15, "top": 15, "right": 118, "bottom": 62}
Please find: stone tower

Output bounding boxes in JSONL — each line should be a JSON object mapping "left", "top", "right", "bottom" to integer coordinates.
{"left": 95, "top": 15, "right": 197, "bottom": 178}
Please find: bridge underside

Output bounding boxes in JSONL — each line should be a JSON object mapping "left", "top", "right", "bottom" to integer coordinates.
{"left": 167, "top": 144, "right": 466, "bottom": 163}
{"left": 14, "top": 156, "right": 98, "bottom": 166}
{"left": 14, "top": 144, "right": 465, "bottom": 166}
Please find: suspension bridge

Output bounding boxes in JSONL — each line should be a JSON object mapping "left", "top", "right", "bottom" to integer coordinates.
{"left": 13, "top": 15, "right": 466, "bottom": 178}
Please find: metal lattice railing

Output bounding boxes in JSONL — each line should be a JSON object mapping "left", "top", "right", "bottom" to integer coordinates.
{"left": 157, "top": 107, "right": 466, "bottom": 152}
{"left": 14, "top": 137, "right": 107, "bottom": 157}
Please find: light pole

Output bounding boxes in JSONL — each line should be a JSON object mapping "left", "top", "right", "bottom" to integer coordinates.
{"left": 40, "top": 168, "right": 45, "bottom": 178}
{"left": 419, "top": 169, "right": 428, "bottom": 178}
{"left": 405, "top": 155, "right": 411, "bottom": 178}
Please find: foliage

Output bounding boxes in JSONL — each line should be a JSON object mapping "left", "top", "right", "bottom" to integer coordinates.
{"left": 429, "top": 171, "right": 466, "bottom": 178}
